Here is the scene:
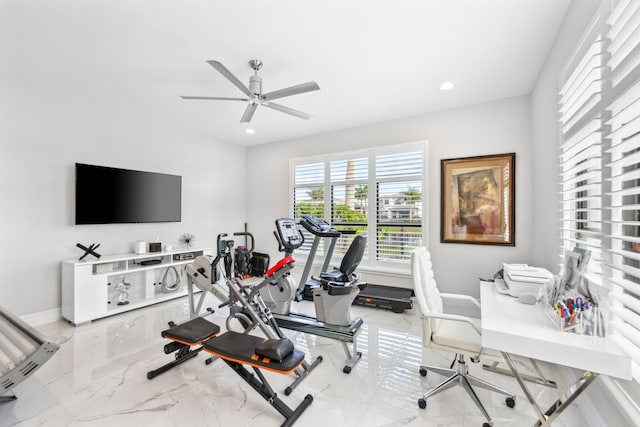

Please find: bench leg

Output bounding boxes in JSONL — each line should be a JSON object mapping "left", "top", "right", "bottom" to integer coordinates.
{"left": 147, "top": 345, "right": 204, "bottom": 380}
{"left": 0, "top": 393, "right": 17, "bottom": 403}
{"left": 224, "top": 359, "right": 313, "bottom": 427}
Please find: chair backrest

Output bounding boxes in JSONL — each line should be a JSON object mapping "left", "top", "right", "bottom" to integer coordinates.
{"left": 339, "top": 235, "right": 366, "bottom": 278}
{"left": 411, "top": 247, "right": 444, "bottom": 341}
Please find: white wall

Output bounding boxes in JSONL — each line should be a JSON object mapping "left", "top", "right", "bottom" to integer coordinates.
{"left": 0, "top": 75, "right": 247, "bottom": 317}
{"left": 247, "top": 95, "right": 532, "bottom": 297}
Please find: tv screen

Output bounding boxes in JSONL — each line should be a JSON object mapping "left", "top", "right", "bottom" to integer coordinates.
{"left": 75, "top": 163, "right": 182, "bottom": 224}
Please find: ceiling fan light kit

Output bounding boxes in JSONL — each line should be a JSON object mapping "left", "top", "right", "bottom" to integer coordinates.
{"left": 181, "top": 59, "right": 319, "bottom": 123}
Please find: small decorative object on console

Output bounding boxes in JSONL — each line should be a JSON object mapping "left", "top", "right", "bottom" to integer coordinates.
{"left": 135, "top": 240, "right": 147, "bottom": 254}
{"left": 174, "top": 252, "right": 196, "bottom": 261}
{"left": 76, "top": 242, "right": 101, "bottom": 261}
{"left": 115, "top": 275, "right": 131, "bottom": 305}
{"left": 179, "top": 232, "right": 195, "bottom": 248}
{"left": 149, "top": 242, "right": 162, "bottom": 252}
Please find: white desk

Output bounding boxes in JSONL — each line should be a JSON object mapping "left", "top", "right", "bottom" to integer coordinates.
{"left": 480, "top": 281, "right": 631, "bottom": 426}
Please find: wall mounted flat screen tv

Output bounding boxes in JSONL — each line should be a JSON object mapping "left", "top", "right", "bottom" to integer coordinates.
{"left": 75, "top": 163, "right": 182, "bottom": 224}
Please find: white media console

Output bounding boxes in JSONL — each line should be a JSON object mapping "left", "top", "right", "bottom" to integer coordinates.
{"left": 61, "top": 247, "right": 212, "bottom": 325}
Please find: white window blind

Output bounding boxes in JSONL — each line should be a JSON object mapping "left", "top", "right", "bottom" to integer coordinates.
{"left": 375, "top": 151, "right": 423, "bottom": 263}
{"left": 292, "top": 162, "right": 325, "bottom": 253}
{"left": 559, "top": 0, "right": 640, "bottom": 387}
{"left": 290, "top": 142, "right": 426, "bottom": 268}
{"left": 605, "top": 0, "right": 640, "bottom": 382}
{"left": 558, "top": 18, "right": 604, "bottom": 286}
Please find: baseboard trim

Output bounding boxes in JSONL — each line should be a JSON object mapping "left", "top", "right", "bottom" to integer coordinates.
{"left": 21, "top": 308, "right": 62, "bottom": 327}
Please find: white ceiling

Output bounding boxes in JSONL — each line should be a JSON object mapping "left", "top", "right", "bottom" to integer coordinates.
{"left": 1, "top": 0, "right": 571, "bottom": 146}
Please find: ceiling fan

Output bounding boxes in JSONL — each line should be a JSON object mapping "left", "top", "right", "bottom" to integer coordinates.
{"left": 181, "top": 59, "right": 320, "bottom": 123}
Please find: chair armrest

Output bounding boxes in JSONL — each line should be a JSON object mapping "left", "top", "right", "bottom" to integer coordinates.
{"left": 440, "top": 293, "right": 481, "bottom": 318}
{"left": 421, "top": 312, "right": 481, "bottom": 334}
{"left": 440, "top": 293, "right": 481, "bottom": 309}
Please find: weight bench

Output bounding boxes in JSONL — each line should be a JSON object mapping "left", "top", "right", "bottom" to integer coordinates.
{"left": 146, "top": 316, "right": 221, "bottom": 380}
{"left": 147, "top": 317, "right": 313, "bottom": 427}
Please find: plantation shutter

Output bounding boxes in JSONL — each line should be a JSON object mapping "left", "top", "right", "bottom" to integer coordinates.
{"left": 292, "top": 162, "right": 325, "bottom": 253}
{"left": 605, "top": 0, "right": 640, "bottom": 381}
{"left": 558, "top": 18, "right": 605, "bottom": 286}
{"left": 290, "top": 142, "right": 426, "bottom": 268}
{"left": 329, "top": 156, "right": 369, "bottom": 257}
{"left": 375, "top": 150, "right": 424, "bottom": 263}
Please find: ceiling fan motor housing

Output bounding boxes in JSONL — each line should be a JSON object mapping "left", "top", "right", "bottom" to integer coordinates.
{"left": 250, "top": 75, "right": 263, "bottom": 96}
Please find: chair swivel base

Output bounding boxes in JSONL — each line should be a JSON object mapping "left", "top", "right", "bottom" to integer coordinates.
{"left": 418, "top": 356, "right": 515, "bottom": 427}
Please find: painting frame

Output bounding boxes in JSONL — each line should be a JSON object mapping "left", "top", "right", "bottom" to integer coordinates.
{"left": 441, "top": 153, "right": 515, "bottom": 245}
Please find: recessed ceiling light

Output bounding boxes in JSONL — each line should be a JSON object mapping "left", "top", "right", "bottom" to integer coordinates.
{"left": 440, "top": 82, "right": 454, "bottom": 91}
{"left": 246, "top": 128, "right": 255, "bottom": 134}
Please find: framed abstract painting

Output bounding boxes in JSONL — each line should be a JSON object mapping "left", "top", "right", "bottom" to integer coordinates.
{"left": 441, "top": 153, "right": 515, "bottom": 245}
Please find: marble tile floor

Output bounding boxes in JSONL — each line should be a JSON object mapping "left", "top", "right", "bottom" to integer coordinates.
{"left": 2, "top": 293, "right": 593, "bottom": 427}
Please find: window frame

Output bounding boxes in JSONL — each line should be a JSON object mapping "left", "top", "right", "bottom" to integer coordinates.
{"left": 289, "top": 141, "right": 428, "bottom": 272}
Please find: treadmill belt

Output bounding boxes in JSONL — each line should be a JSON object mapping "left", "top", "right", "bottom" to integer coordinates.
{"left": 354, "top": 284, "right": 413, "bottom": 313}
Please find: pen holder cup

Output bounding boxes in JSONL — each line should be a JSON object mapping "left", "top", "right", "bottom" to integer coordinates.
{"left": 544, "top": 303, "right": 606, "bottom": 337}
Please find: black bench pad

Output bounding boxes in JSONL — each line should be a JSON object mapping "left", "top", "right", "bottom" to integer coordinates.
{"left": 161, "top": 317, "right": 221, "bottom": 345}
{"left": 203, "top": 331, "right": 305, "bottom": 374}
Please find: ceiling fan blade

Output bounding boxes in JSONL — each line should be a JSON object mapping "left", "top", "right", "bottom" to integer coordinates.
{"left": 263, "top": 102, "right": 312, "bottom": 120}
{"left": 207, "top": 60, "right": 252, "bottom": 97}
{"left": 181, "top": 96, "right": 248, "bottom": 101}
{"left": 240, "top": 103, "right": 258, "bottom": 123}
{"left": 262, "top": 81, "right": 320, "bottom": 102}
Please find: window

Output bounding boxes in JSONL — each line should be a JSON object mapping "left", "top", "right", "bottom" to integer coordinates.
{"left": 559, "top": 0, "right": 640, "bottom": 395}
{"left": 290, "top": 142, "right": 426, "bottom": 269}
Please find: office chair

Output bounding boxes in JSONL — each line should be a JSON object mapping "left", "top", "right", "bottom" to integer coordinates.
{"left": 411, "top": 247, "right": 515, "bottom": 427}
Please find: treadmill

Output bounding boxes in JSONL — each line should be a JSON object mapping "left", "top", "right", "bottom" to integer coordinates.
{"left": 298, "top": 214, "right": 413, "bottom": 313}
{"left": 353, "top": 284, "right": 413, "bottom": 313}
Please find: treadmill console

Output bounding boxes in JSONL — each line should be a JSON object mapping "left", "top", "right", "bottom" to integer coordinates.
{"left": 300, "top": 214, "right": 341, "bottom": 237}
{"left": 275, "top": 218, "right": 305, "bottom": 252}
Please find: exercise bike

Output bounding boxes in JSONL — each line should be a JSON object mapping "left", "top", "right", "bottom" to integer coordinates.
{"left": 299, "top": 214, "right": 413, "bottom": 313}
{"left": 261, "top": 217, "right": 366, "bottom": 373}
{"left": 185, "top": 232, "right": 322, "bottom": 395}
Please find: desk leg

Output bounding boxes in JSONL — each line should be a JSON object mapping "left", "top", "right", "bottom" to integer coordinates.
{"left": 501, "top": 352, "right": 598, "bottom": 427}
{"left": 535, "top": 371, "right": 597, "bottom": 427}
{"left": 482, "top": 358, "right": 557, "bottom": 388}
{"left": 501, "top": 352, "right": 547, "bottom": 422}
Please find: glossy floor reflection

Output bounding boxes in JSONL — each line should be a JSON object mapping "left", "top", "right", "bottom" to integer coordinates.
{"left": 3, "top": 293, "right": 590, "bottom": 427}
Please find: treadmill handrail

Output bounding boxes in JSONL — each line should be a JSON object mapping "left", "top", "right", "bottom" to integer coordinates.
{"left": 300, "top": 214, "right": 341, "bottom": 237}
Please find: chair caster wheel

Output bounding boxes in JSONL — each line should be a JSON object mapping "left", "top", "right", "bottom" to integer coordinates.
{"left": 482, "top": 423, "right": 491, "bottom": 427}
{"left": 506, "top": 396, "right": 515, "bottom": 408}
{"left": 418, "top": 398, "right": 426, "bottom": 409}
{"left": 284, "top": 387, "right": 293, "bottom": 396}
{"left": 419, "top": 367, "right": 427, "bottom": 377}
{"left": 205, "top": 357, "right": 213, "bottom": 365}
{"left": 343, "top": 366, "right": 352, "bottom": 374}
